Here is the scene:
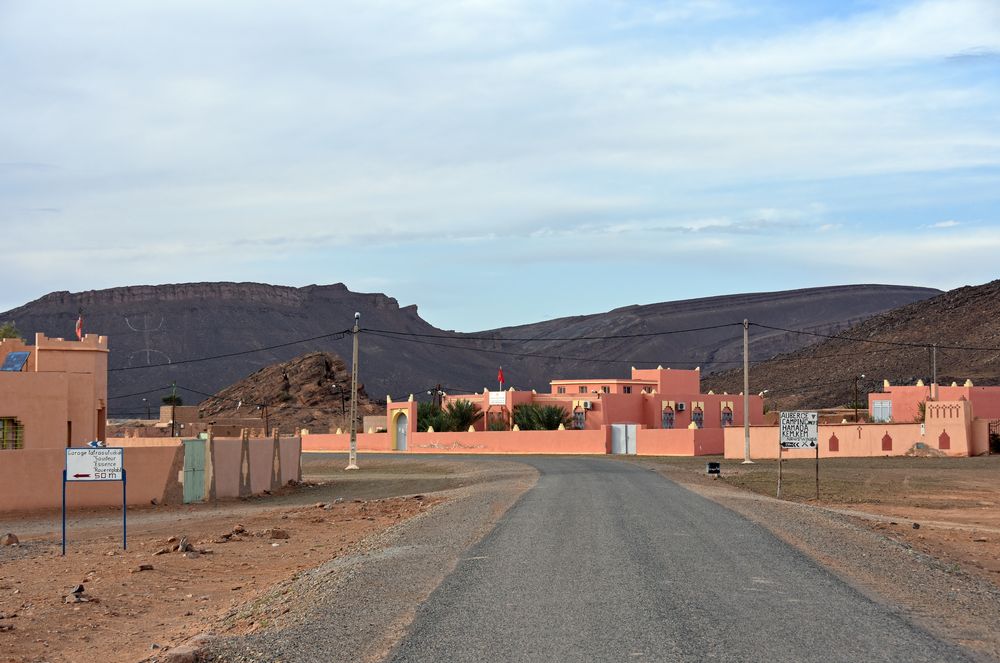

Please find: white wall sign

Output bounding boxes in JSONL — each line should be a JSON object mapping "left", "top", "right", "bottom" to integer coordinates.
{"left": 488, "top": 391, "right": 507, "bottom": 406}
{"left": 66, "top": 448, "right": 124, "bottom": 481}
{"left": 779, "top": 411, "right": 819, "bottom": 449}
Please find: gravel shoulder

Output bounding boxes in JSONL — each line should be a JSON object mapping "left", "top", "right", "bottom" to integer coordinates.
{"left": 202, "top": 459, "right": 537, "bottom": 663}
{"left": 635, "top": 459, "right": 1000, "bottom": 662}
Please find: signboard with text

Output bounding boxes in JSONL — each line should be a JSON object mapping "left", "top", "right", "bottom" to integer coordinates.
{"left": 66, "top": 448, "right": 123, "bottom": 481}
{"left": 488, "top": 391, "right": 507, "bottom": 406}
{"left": 779, "top": 411, "right": 819, "bottom": 449}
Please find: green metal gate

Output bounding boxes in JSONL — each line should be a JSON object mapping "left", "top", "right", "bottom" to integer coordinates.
{"left": 182, "top": 439, "right": 206, "bottom": 503}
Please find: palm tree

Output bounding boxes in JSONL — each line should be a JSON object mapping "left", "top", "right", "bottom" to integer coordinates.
{"left": 443, "top": 399, "right": 483, "bottom": 431}
{"left": 513, "top": 404, "right": 572, "bottom": 430}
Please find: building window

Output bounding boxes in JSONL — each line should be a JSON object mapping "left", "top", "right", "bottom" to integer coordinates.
{"left": 662, "top": 408, "right": 675, "bottom": 429}
{"left": 601, "top": 386, "right": 610, "bottom": 394}
{"left": 871, "top": 400, "right": 892, "bottom": 423}
{"left": 721, "top": 408, "right": 734, "bottom": 427}
{"left": 622, "top": 386, "right": 632, "bottom": 394}
{"left": 692, "top": 408, "right": 704, "bottom": 429}
{"left": 0, "top": 418, "right": 24, "bottom": 450}
{"left": 573, "top": 410, "right": 585, "bottom": 429}
{"left": 579, "top": 386, "right": 588, "bottom": 394}
{"left": 557, "top": 386, "right": 566, "bottom": 394}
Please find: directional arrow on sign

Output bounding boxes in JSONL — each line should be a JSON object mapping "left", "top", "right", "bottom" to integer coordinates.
{"left": 73, "top": 473, "right": 91, "bottom": 478}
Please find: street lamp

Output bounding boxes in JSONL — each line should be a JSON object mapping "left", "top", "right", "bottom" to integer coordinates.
{"left": 142, "top": 397, "right": 150, "bottom": 420}
{"left": 854, "top": 374, "right": 866, "bottom": 423}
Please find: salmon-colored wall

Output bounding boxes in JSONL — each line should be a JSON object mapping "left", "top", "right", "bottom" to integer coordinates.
{"left": 302, "top": 429, "right": 607, "bottom": 454}
{"left": 211, "top": 438, "right": 243, "bottom": 498}
{"left": 0, "top": 446, "right": 181, "bottom": 513}
{"left": 723, "top": 418, "right": 972, "bottom": 460}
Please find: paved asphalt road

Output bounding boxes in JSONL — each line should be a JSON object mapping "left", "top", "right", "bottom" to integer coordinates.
{"left": 386, "top": 457, "right": 970, "bottom": 663}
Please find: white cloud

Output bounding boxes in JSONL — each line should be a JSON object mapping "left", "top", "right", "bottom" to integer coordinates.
{"left": 930, "top": 220, "right": 961, "bottom": 228}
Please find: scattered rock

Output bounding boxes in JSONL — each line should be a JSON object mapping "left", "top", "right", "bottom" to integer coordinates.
{"left": 163, "top": 645, "right": 198, "bottom": 663}
{"left": 266, "top": 528, "right": 290, "bottom": 540}
{"left": 912, "top": 522, "right": 921, "bottom": 530}
{"left": 150, "top": 643, "right": 161, "bottom": 650}
{"left": 131, "top": 564, "right": 155, "bottom": 573}
{"left": 68, "top": 584, "right": 85, "bottom": 595}
{"left": 412, "top": 494, "right": 425, "bottom": 501}
{"left": 153, "top": 547, "right": 170, "bottom": 556}
{"left": 314, "top": 502, "right": 327, "bottom": 508}
{"left": 150, "top": 498, "right": 159, "bottom": 506}
{"left": 0, "top": 533, "right": 18, "bottom": 546}
{"left": 973, "top": 537, "right": 988, "bottom": 543}
{"left": 166, "top": 536, "right": 179, "bottom": 544}
{"left": 333, "top": 497, "right": 344, "bottom": 504}
{"left": 0, "top": 623, "right": 13, "bottom": 632}
{"left": 183, "top": 551, "right": 200, "bottom": 559}
{"left": 232, "top": 524, "right": 246, "bottom": 534}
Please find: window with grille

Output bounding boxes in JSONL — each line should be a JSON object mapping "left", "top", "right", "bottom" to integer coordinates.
{"left": 622, "top": 386, "right": 632, "bottom": 394}
{"left": 0, "top": 418, "right": 24, "bottom": 450}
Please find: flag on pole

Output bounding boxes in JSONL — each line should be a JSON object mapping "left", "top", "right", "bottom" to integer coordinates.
{"left": 497, "top": 366, "right": 505, "bottom": 388}
{"left": 75, "top": 313, "right": 83, "bottom": 341}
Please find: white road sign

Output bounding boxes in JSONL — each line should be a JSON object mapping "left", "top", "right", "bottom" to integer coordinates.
{"left": 779, "top": 411, "right": 819, "bottom": 449}
{"left": 66, "top": 448, "right": 124, "bottom": 481}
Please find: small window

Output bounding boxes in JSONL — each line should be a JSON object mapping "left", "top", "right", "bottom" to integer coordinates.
{"left": 692, "top": 408, "right": 704, "bottom": 429}
{"left": 573, "top": 410, "right": 585, "bottom": 429}
{"left": 871, "top": 400, "right": 892, "bottom": 423}
{"left": 0, "top": 418, "right": 24, "bottom": 450}
{"left": 721, "top": 408, "right": 734, "bottom": 427}
{"left": 622, "top": 386, "right": 632, "bottom": 394}
{"left": 557, "top": 386, "right": 566, "bottom": 394}
{"left": 579, "top": 386, "right": 587, "bottom": 394}
{"left": 662, "top": 408, "right": 675, "bottom": 429}
{"left": 601, "top": 386, "right": 610, "bottom": 394}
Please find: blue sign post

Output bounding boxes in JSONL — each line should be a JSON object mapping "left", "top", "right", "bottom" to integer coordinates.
{"left": 62, "top": 447, "right": 126, "bottom": 556}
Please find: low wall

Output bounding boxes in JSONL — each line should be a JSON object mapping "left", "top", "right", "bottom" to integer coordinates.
{"left": 635, "top": 428, "right": 725, "bottom": 456}
{"left": 723, "top": 422, "right": 964, "bottom": 459}
{"left": 302, "top": 429, "right": 608, "bottom": 454}
{"left": 209, "top": 437, "right": 302, "bottom": 498}
{"left": 0, "top": 446, "right": 183, "bottom": 513}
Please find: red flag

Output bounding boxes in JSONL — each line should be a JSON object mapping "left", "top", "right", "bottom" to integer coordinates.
{"left": 75, "top": 314, "right": 83, "bottom": 341}
{"left": 497, "top": 366, "right": 505, "bottom": 386}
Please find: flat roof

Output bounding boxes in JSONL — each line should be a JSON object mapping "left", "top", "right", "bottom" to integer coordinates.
{"left": 549, "top": 379, "right": 657, "bottom": 385}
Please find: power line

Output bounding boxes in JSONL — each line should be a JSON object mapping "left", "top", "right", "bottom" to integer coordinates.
{"left": 108, "top": 329, "right": 351, "bottom": 372}
{"left": 363, "top": 322, "right": 742, "bottom": 343}
{"left": 107, "top": 384, "right": 176, "bottom": 400}
{"left": 364, "top": 329, "right": 746, "bottom": 366}
{"left": 749, "top": 322, "right": 1000, "bottom": 352}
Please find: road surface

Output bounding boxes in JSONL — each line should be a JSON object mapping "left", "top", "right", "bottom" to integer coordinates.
{"left": 386, "top": 457, "right": 969, "bottom": 662}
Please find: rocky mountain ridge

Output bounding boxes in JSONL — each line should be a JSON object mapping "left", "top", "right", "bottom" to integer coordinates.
{"left": 0, "top": 281, "right": 940, "bottom": 415}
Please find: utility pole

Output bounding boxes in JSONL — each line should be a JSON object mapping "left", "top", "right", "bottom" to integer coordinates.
{"left": 263, "top": 403, "right": 269, "bottom": 437}
{"left": 170, "top": 382, "right": 177, "bottom": 437}
{"left": 932, "top": 344, "right": 937, "bottom": 399}
{"left": 853, "top": 374, "right": 866, "bottom": 422}
{"left": 742, "top": 319, "right": 752, "bottom": 464}
{"left": 346, "top": 312, "right": 360, "bottom": 470}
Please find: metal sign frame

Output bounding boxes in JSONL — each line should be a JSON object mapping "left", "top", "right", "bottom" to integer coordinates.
{"left": 62, "top": 447, "right": 127, "bottom": 555}
{"left": 777, "top": 411, "right": 820, "bottom": 500}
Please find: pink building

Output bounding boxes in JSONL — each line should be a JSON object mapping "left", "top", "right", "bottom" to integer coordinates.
{"left": 868, "top": 379, "right": 1000, "bottom": 424}
{"left": 0, "top": 333, "right": 109, "bottom": 450}
{"left": 440, "top": 367, "right": 765, "bottom": 432}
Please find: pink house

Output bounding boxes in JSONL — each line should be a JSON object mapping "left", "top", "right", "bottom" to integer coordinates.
{"left": 440, "top": 367, "right": 765, "bottom": 433}
{"left": 868, "top": 379, "right": 1000, "bottom": 423}
{"left": 0, "top": 333, "right": 109, "bottom": 450}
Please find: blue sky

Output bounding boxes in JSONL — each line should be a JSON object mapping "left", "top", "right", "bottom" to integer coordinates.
{"left": 2, "top": 0, "right": 999, "bottom": 330}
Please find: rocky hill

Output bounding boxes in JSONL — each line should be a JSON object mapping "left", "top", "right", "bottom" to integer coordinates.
{"left": 703, "top": 280, "right": 1000, "bottom": 411}
{"left": 0, "top": 282, "right": 939, "bottom": 415}
{"left": 198, "top": 352, "right": 380, "bottom": 434}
